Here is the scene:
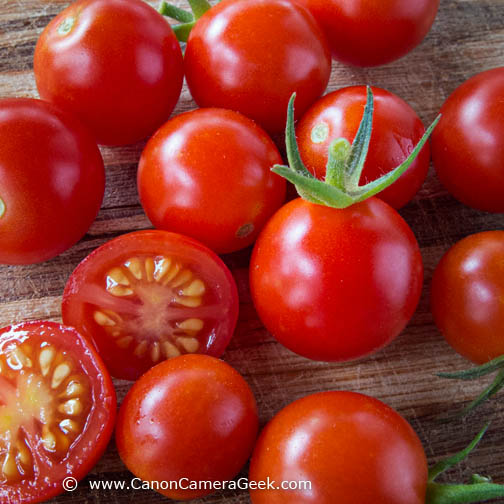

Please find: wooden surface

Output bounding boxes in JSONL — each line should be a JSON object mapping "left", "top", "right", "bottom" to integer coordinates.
{"left": 1, "top": 0, "right": 504, "bottom": 502}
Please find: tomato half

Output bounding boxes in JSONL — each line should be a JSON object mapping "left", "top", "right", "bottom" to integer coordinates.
{"left": 138, "top": 108, "right": 286, "bottom": 254}
{"left": 249, "top": 391, "right": 427, "bottom": 504}
{"left": 431, "top": 231, "right": 504, "bottom": 364}
{"left": 62, "top": 230, "right": 239, "bottom": 380}
{"left": 116, "top": 354, "right": 258, "bottom": 500}
{"left": 0, "top": 98, "right": 104, "bottom": 265}
{"left": 295, "top": 0, "right": 439, "bottom": 67}
{"left": 0, "top": 321, "right": 116, "bottom": 504}
{"left": 431, "top": 67, "right": 504, "bottom": 212}
{"left": 184, "top": 0, "right": 331, "bottom": 134}
{"left": 34, "top": 0, "right": 184, "bottom": 146}
{"left": 250, "top": 197, "right": 423, "bottom": 362}
{"left": 296, "top": 86, "right": 430, "bottom": 209}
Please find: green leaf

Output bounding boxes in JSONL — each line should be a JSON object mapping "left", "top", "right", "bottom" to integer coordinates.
{"left": 188, "top": 0, "right": 211, "bottom": 19}
{"left": 438, "top": 354, "right": 504, "bottom": 380}
{"left": 172, "top": 22, "right": 195, "bottom": 42}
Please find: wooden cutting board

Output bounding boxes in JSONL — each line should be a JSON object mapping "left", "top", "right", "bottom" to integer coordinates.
{"left": 1, "top": 0, "right": 504, "bottom": 502}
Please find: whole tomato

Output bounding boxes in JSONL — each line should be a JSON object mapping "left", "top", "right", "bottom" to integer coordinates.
{"left": 249, "top": 391, "right": 427, "bottom": 504}
{"left": 297, "top": 86, "right": 430, "bottom": 209}
{"left": 184, "top": 0, "right": 331, "bottom": 134}
{"left": 295, "top": 0, "right": 439, "bottom": 67}
{"left": 0, "top": 98, "right": 104, "bottom": 265}
{"left": 138, "top": 108, "right": 286, "bottom": 254}
{"left": 250, "top": 197, "right": 423, "bottom": 362}
{"left": 431, "top": 231, "right": 504, "bottom": 364}
{"left": 34, "top": 0, "right": 184, "bottom": 146}
{"left": 116, "top": 354, "right": 258, "bottom": 500}
{"left": 431, "top": 67, "right": 504, "bottom": 212}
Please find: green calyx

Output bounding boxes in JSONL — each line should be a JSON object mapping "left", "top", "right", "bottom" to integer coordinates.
{"left": 274, "top": 88, "right": 441, "bottom": 209}
{"left": 159, "top": 0, "right": 211, "bottom": 42}
{"left": 426, "top": 424, "right": 504, "bottom": 504}
{"left": 437, "top": 355, "right": 504, "bottom": 419}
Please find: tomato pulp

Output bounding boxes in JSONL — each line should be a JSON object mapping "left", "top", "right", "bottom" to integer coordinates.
{"left": 0, "top": 321, "right": 116, "bottom": 503}
{"left": 62, "top": 231, "right": 239, "bottom": 380}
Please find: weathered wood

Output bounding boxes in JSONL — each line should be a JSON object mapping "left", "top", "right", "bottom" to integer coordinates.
{"left": 1, "top": 0, "right": 504, "bottom": 502}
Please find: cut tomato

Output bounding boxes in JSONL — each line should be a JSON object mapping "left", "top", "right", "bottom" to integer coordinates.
{"left": 0, "top": 321, "right": 116, "bottom": 503}
{"left": 62, "top": 230, "right": 239, "bottom": 380}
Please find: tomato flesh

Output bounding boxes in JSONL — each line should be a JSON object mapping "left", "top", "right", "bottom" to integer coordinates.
{"left": 0, "top": 321, "right": 116, "bottom": 503}
{"left": 62, "top": 231, "right": 239, "bottom": 380}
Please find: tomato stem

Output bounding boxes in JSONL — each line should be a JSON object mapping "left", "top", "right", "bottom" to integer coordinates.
{"left": 437, "top": 356, "right": 504, "bottom": 418}
{"left": 426, "top": 424, "right": 504, "bottom": 504}
{"left": 159, "top": 1, "right": 194, "bottom": 23}
{"left": 272, "top": 90, "right": 441, "bottom": 209}
{"left": 172, "top": 21, "right": 196, "bottom": 42}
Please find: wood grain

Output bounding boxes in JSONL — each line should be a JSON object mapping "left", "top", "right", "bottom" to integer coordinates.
{"left": 1, "top": 0, "right": 504, "bottom": 502}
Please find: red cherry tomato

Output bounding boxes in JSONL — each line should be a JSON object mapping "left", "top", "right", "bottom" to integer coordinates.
{"left": 138, "top": 108, "right": 286, "bottom": 254}
{"left": 34, "top": 0, "right": 184, "bottom": 146}
{"left": 62, "top": 230, "right": 239, "bottom": 380}
{"left": 431, "top": 67, "right": 504, "bottom": 212}
{"left": 0, "top": 98, "right": 104, "bottom": 265}
{"left": 295, "top": 0, "right": 439, "bottom": 67}
{"left": 0, "top": 321, "right": 116, "bottom": 504}
{"left": 249, "top": 391, "right": 427, "bottom": 504}
{"left": 250, "top": 198, "right": 423, "bottom": 362}
{"left": 184, "top": 0, "right": 331, "bottom": 134}
{"left": 297, "top": 86, "right": 430, "bottom": 209}
{"left": 431, "top": 231, "right": 504, "bottom": 364}
{"left": 116, "top": 354, "right": 258, "bottom": 500}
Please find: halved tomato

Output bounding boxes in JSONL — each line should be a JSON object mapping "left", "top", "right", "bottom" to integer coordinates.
{"left": 0, "top": 321, "right": 116, "bottom": 503}
{"left": 62, "top": 230, "right": 239, "bottom": 380}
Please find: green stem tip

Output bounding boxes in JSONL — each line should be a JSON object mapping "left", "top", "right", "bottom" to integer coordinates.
{"left": 159, "top": 0, "right": 211, "bottom": 41}
{"left": 437, "top": 354, "right": 504, "bottom": 418}
{"left": 273, "top": 89, "right": 441, "bottom": 209}
{"left": 426, "top": 424, "right": 504, "bottom": 504}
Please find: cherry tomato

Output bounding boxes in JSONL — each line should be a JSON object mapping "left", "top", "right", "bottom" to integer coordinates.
{"left": 0, "top": 321, "right": 116, "bottom": 504}
{"left": 431, "top": 231, "right": 504, "bottom": 364}
{"left": 249, "top": 391, "right": 427, "bottom": 504}
{"left": 431, "top": 67, "right": 504, "bottom": 212}
{"left": 34, "top": 0, "right": 184, "bottom": 146}
{"left": 295, "top": 0, "right": 439, "bottom": 67}
{"left": 116, "top": 354, "right": 258, "bottom": 500}
{"left": 0, "top": 98, "right": 104, "bottom": 265}
{"left": 297, "top": 86, "right": 430, "bottom": 209}
{"left": 138, "top": 108, "right": 286, "bottom": 254}
{"left": 184, "top": 0, "right": 331, "bottom": 134}
{"left": 62, "top": 230, "right": 239, "bottom": 380}
{"left": 250, "top": 198, "right": 423, "bottom": 362}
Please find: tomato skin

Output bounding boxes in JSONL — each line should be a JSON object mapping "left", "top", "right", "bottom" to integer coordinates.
{"left": 431, "top": 231, "right": 504, "bottom": 364}
{"left": 250, "top": 198, "right": 423, "bottom": 361}
{"left": 34, "top": 0, "right": 184, "bottom": 146}
{"left": 297, "top": 86, "right": 430, "bottom": 209}
{"left": 62, "top": 230, "right": 239, "bottom": 380}
{"left": 116, "top": 354, "right": 259, "bottom": 500}
{"left": 431, "top": 67, "right": 504, "bottom": 213}
{"left": 0, "top": 98, "right": 104, "bottom": 265}
{"left": 0, "top": 321, "right": 116, "bottom": 504}
{"left": 295, "top": 0, "right": 439, "bottom": 67}
{"left": 184, "top": 0, "right": 331, "bottom": 134}
{"left": 138, "top": 108, "right": 286, "bottom": 254}
{"left": 249, "top": 391, "right": 427, "bottom": 504}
